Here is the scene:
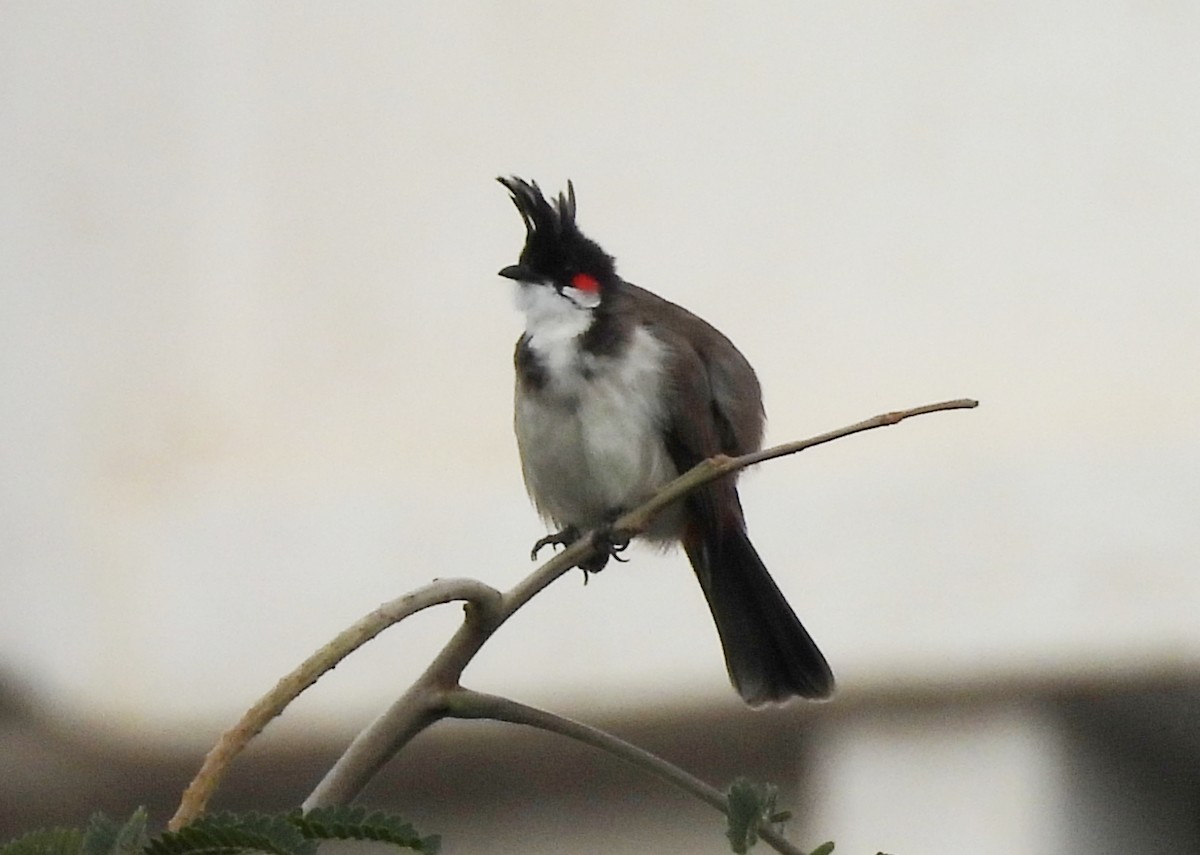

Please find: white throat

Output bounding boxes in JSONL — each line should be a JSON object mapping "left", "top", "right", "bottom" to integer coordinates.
{"left": 514, "top": 280, "right": 596, "bottom": 348}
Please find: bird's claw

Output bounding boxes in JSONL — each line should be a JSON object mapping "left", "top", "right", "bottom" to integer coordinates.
{"left": 530, "top": 526, "right": 581, "bottom": 561}
{"left": 603, "top": 526, "right": 631, "bottom": 561}
{"left": 529, "top": 522, "right": 631, "bottom": 583}
{"left": 578, "top": 524, "right": 631, "bottom": 578}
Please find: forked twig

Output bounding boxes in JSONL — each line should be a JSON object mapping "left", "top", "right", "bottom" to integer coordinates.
{"left": 170, "top": 397, "right": 978, "bottom": 843}
{"left": 168, "top": 578, "right": 502, "bottom": 829}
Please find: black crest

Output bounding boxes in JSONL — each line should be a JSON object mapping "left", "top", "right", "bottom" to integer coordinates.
{"left": 497, "top": 176, "right": 615, "bottom": 283}
{"left": 498, "top": 176, "right": 577, "bottom": 238}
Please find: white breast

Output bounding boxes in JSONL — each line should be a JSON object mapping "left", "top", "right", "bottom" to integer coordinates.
{"left": 513, "top": 284, "right": 680, "bottom": 539}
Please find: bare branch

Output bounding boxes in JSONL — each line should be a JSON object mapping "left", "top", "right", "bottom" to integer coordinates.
{"left": 169, "top": 577, "right": 502, "bottom": 830}
{"left": 740, "top": 397, "right": 979, "bottom": 468}
{"left": 448, "top": 688, "right": 730, "bottom": 811}
{"left": 445, "top": 689, "right": 809, "bottom": 855}
{"left": 175, "top": 396, "right": 977, "bottom": 829}
{"left": 301, "top": 542, "right": 601, "bottom": 808}
{"left": 618, "top": 398, "right": 979, "bottom": 534}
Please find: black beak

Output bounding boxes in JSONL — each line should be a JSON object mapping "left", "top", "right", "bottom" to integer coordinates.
{"left": 499, "top": 264, "right": 533, "bottom": 281}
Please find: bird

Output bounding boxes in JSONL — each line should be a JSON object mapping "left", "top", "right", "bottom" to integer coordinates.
{"left": 496, "top": 176, "right": 834, "bottom": 705}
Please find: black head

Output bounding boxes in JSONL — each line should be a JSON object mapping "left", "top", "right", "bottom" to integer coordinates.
{"left": 497, "top": 176, "right": 617, "bottom": 295}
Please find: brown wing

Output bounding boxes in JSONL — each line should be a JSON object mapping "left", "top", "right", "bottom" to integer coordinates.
{"left": 617, "top": 281, "right": 764, "bottom": 533}
{"left": 618, "top": 281, "right": 764, "bottom": 461}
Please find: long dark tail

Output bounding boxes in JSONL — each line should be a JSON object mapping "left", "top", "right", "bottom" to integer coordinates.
{"left": 684, "top": 521, "right": 834, "bottom": 705}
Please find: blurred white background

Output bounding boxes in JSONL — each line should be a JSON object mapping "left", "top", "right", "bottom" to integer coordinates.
{"left": 2, "top": 2, "right": 1198, "bottom": 850}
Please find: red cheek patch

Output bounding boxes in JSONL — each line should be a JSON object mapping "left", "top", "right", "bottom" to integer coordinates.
{"left": 571, "top": 272, "right": 600, "bottom": 293}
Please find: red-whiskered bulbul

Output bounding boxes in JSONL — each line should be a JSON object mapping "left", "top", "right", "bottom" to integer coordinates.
{"left": 497, "top": 176, "right": 834, "bottom": 705}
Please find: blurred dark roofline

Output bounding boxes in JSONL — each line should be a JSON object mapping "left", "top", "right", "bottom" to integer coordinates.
{"left": 3, "top": 666, "right": 1198, "bottom": 839}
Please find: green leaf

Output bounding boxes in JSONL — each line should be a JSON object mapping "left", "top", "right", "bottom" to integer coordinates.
{"left": 810, "top": 842, "right": 835, "bottom": 855}
{"left": 147, "top": 812, "right": 315, "bottom": 855}
{"left": 1, "top": 810, "right": 151, "bottom": 855}
{"left": 725, "top": 777, "right": 786, "bottom": 854}
{"left": 292, "top": 806, "right": 439, "bottom": 854}
{"left": 83, "top": 809, "right": 149, "bottom": 855}
{"left": 0, "top": 828, "right": 84, "bottom": 855}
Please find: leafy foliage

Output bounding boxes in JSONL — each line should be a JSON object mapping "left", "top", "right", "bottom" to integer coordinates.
{"left": 0, "top": 810, "right": 149, "bottom": 855}
{"left": 82, "top": 810, "right": 149, "bottom": 855}
{"left": 147, "top": 812, "right": 314, "bottom": 855}
{"left": 3, "top": 809, "right": 437, "bottom": 855}
{"left": 292, "top": 806, "right": 439, "bottom": 853}
{"left": 724, "top": 778, "right": 792, "bottom": 854}
{"left": 0, "top": 828, "right": 85, "bottom": 855}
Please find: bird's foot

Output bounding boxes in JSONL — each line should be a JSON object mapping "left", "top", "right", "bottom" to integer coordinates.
{"left": 530, "top": 526, "right": 581, "bottom": 561}
{"left": 576, "top": 521, "right": 631, "bottom": 581}
{"left": 529, "top": 520, "right": 632, "bottom": 583}
{"left": 595, "top": 522, "right": 631, "bottom": 563}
